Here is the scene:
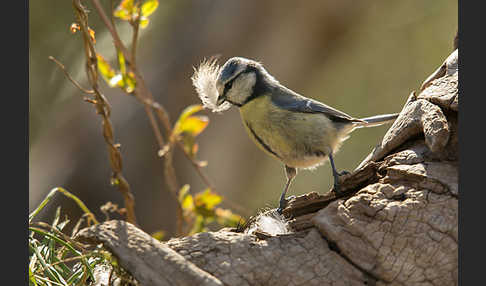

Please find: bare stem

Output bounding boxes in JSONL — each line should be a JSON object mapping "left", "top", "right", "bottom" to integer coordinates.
{"left": 91, "top": 0, "right": 131, "bottom": 61}
{"left": 72, "top": 0, "right": 138, "bottom": 226}
{"left": 175, "top": 141, "right": 213, "bottom": 188}
{"left": 146, "top": 98, "right": 251, "bottom": 218}
{"left": 89, "top": 0, "right": 250, "bottom": 232}
{"left": 90, "top": 0, "right": 184, "bottom": 235}
{"left": 48, "top": 56, "right": 95, "bottom": 95}
{"left": 130, "top": 0, "right": 142, "bottom": 68}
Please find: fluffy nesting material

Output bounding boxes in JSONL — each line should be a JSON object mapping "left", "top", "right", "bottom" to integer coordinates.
{"left": 191, "top": 58, "right": 232, "bottom": 112}
{"left": 245, "top": 209, "right": 292, "bottom": 236}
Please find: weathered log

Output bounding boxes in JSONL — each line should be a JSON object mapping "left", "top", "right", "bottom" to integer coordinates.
{"left": 76, "top": 48, "right": 458, "bottom": 286}
{"left": 76, "top": 220, "right": 223, "bottom": 286}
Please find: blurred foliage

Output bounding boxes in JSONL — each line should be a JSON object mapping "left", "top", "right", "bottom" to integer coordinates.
{"left": 172, "top": 104, "right": 209, "bottom": 160}
{"left": 97, "top": 53, "right": 136, "bottom": 92}
{"left": 29, "top": 1, "right": 248, "bottom": 283}
{"left": 115, "top": 0, "right": 159, "bottom": 28}
{"left": 179, "top": 185, "right": 243, "bottom": 235}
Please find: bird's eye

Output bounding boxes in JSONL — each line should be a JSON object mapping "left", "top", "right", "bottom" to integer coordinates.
{"left": 222, "top": 79, "right": 235, "bottom": 97}
{"left": 226, "top": 81, "right": 233, "bottom": 89}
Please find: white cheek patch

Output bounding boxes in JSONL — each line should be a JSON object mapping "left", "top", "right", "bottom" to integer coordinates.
{"left": 237, "top": 72, "right": 257, "bottom": 95}
{"left": 191, "top": 59, "right": 232, "bottom": 112}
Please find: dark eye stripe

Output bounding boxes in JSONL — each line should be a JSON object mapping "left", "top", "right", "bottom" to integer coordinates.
{"left": 222, "top": 77, "right": 236, "bottom": 97}
{"left": 222, "top": 66, "right": 256, "bottom": 95}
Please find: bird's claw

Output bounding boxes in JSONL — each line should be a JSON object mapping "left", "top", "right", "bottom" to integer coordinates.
{"left": 332, "top": 183, "right": 341, "bottom": 194}
{"left": 339, "top": 170, "right": 351, "bottom": 176}
{"left": 277, "top": 195, "right": 296, "bottom": 214}
{"left": 331, "top": 169, "right": 351, "bottom": 195}
{"left": 277, "top": 199, "right": 287, "bottom": 214}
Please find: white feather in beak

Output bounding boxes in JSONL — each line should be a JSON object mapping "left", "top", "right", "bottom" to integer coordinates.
{"left": 191, "top": 59, "right": 232, "bottom": 112}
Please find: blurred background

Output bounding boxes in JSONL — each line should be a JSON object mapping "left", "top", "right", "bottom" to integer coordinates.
{"left": 29, "top": 0, "right": 457, "bottom": 237}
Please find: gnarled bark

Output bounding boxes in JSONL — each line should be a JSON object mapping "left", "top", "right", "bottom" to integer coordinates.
{"left": 76, "top": 48, "right": 458, "bottom": 286}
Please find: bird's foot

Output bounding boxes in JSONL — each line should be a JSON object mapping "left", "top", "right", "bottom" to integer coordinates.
{"left": 332, "top": 171, "right": 351, "bottom": 195}
{"left": 277, "top": 195, "right": 296, "bottom": 214}
{"left": 332, "top": 182, "right": 341, "bottom": 195}
{"left": 339, "top": 170, "right": 351, "bottom": 176}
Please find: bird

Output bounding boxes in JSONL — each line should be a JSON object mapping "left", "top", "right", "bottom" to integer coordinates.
{"left": 192, "top": 57, "right": 399, "bottom": 213}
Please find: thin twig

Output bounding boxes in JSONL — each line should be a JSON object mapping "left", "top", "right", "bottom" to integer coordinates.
{"left": 90, "top": 0, "right": 250, "bottom": 232}
{"left": 141, "top": 96, "right": 213, "bottom": 189}
{"left": 130, "top": 0, "right": 142, "bottom": 68}
{"left": 175, "top": 140, "right": 213, "bottom": 188}
{"left": 90, "top": 0, "right": 184, "bottom": 235}
{"left": 48, "top": 56, "right": 95, "bottom": 95}
{"left": 91, "top": 0, "right": 131, "bottom": 61}
{"left": 72, "top": 0, "right": 138, "bottom": 226}
{"left": 90, "top": 0, "right": 173, "bottom": 145}
{"left": 146, "top": 97, "right": 250, "bottom": 217}
{"left": 109, "top": 0, "right": 115, "bottom": 27}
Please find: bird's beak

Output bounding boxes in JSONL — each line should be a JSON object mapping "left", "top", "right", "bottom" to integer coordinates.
{"left": 216, "top": 81, "right": 226, "bottom": 106}
{"left": 217, "top": 94, "right": 226, "bottom": 106}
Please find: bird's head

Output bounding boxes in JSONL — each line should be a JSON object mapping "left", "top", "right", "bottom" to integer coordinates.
{"left": 192, "top": 57, "right": 278, "bottom": 112}
{"left": 215, "top": 57, "right": 260, "bottom": 107}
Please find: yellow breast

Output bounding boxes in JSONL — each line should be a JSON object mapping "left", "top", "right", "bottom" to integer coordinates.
{"left": 238, "top": 95, "right": 343, "bottom": 169}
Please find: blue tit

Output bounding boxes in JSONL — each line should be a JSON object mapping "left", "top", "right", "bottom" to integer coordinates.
{"left": 192, "top": 57, "right": 398, "bottom": 213}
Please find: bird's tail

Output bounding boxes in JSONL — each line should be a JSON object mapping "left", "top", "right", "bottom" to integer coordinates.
{"left": 355, "top": 113, "right": 399, "bottom": 128}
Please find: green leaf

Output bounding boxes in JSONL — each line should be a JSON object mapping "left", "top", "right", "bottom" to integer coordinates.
{"left": 179, "top": 116, "right": 209, "bottom": 136}
{"left": 177, "top": 105, "right": 204, "bottom": 125}
{"left": 97, "top": 54, "right": 115, "bottom": 79}
{"left": 141, "top": 0, "right": 159, "bottom": 17}
{"left": 123, "top": 72, "right": 137, "bottom": 93}
{"left": 181, "top": 194, "right": 194, "bottom": 211}
{"left": 173, "top": 104, "right": 209, "bottom": 137}
{"left": 172, "top": 105, "right": 208, "bottom": 156}
{"left": 117, "top": 50, "right": 127, "bottom": 76}
{"left": 114, "top": 8, "right": 131, "bottom": 20}
{"left": 120, "top": 0, "right": 135, "bottom": 11}
{"left": 178, "top": 184, "right": 194, "bottom": 212}
{"left": 115, "top": 51, "right": 136, "bottom": 92}
{"left": 195, "top": 189, "right": 222, "bottom": 210}
{"left": 114, "top": 0, "right": 135, "bottom": 20}
{"left": 97, "top": 54, "right": 123, "bottom": 87}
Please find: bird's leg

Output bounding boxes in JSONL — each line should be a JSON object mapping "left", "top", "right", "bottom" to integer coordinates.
{"left": 328, "top": 153, "right": 348, "bottom": 193}
{"left": 277, "top": 166, "right": 297, "bottom": 214}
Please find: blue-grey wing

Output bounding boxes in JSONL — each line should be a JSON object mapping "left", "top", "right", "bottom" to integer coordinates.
{"left": 270, "top": 87, "right": 361, "bottom": 123}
